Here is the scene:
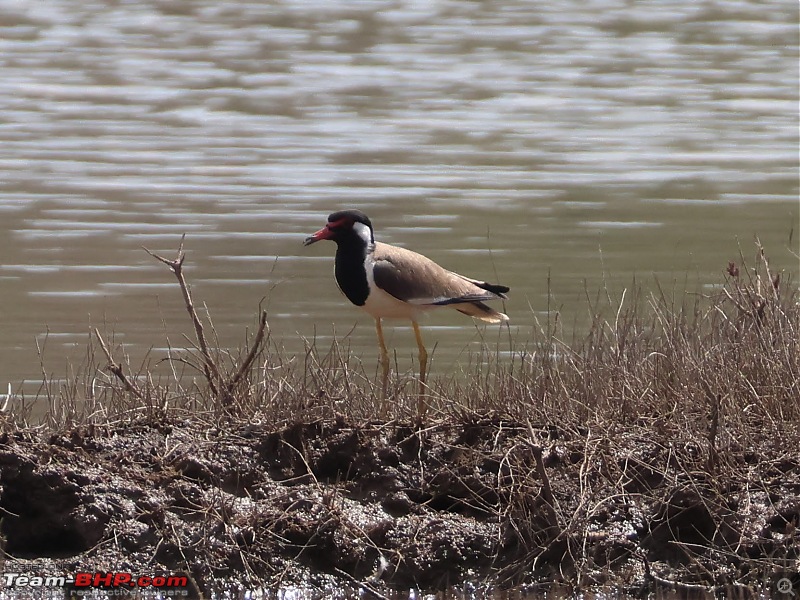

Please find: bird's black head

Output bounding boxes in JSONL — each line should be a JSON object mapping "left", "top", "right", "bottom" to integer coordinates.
{"left": 303, "top": 209, "right": 374, "bottom": 246}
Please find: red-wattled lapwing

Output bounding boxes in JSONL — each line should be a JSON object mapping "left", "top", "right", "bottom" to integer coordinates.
{"left": 303, "top": 209, "right": 509, "bottom": 414}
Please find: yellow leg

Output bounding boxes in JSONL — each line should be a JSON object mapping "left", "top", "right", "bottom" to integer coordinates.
{"left": 375, "top": 318, "right": 390, "bottom": 405}
{"left": 412, "top": 320, "right": 428, "bottom": 419}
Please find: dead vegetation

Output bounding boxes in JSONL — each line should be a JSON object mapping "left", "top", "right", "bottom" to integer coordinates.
{"left": 0, "top": 239, "right": 797, "bottom": 598}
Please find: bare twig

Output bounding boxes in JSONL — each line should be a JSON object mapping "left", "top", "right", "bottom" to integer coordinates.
{"left": 526, "top": 420, "right": 560, "bottom": 535}
{"left": 640, "top": 553, "right": 715, "bottom": 594}
{"left": 94, "top": 328, "right": 144, "bottom": 400}
{"left": 227, "top": 310, "right": 268, "bottom": 393}
{"left": 333, "top": 567, "right": 391, "bottom": 600}
{"left": 143, "top": 236, "right": 221, "bottom": 396}
{"left": 0, "top": 383, "right": 12, "bottom": 413}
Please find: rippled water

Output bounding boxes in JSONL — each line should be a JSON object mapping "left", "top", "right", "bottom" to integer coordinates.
{"left": 0, "top": 0, "right": 797, "bottom": 408}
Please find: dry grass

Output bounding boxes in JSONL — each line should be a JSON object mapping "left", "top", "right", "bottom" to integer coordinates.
{"left": 6, "top": 239, "right": 794, "bottom": 434}
{"left": 0, "top": 239, "right": 797, "bottom": 596}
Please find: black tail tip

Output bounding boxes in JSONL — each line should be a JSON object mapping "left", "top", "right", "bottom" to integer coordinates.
{"left": 484, "top": 283, "right": 510, "bottom": 296}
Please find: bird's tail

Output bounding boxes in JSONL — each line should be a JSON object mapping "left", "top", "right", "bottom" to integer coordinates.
{"left": 455, "top": 302, "right": 509, "bottom": 323}
{"left": 459, "top": 276, "right": 509, "bottom": 299}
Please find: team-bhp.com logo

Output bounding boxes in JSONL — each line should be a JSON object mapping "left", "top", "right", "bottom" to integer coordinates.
{"left": 3, "top": 572, "right": 189, "bottom": 595}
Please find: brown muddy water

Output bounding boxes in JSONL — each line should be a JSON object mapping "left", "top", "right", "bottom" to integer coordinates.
{"left": 0, "top": 0, "right": 797, "bottom": 414}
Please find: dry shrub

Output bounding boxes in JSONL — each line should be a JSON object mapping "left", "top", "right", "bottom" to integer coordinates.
{"left": 1, "top": 240, "right": 796, "bottom": 595}
{"left": 442, "top": 239, "right": 799, "bottom": 432}
{"left": 7, "top": 239, "right": 793, "bottom": 435}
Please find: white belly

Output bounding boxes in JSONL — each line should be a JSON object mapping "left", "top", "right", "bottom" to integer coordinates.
{"left": 361, "top": 285, "right": 430, "bottom": 320}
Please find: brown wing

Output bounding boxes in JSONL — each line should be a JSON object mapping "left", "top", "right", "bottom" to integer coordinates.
{"left": 372, "top": 242, "right": 506, "bottom": 306}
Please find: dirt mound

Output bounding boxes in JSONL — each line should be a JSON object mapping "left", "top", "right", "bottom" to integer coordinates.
{"left": 0, "top": 416, "right": 798, "bottom": 597}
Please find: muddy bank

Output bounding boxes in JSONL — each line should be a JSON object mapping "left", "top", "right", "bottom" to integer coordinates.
{"left": 0, "top": 415, "right": 798, "bottom": 598}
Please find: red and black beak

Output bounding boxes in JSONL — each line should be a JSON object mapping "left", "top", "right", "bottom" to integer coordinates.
{"left": 303, "top": 225, "right": 333, "bottom": 246}
{"left": 303, "top": 216, "right": 350, "bottom": 246}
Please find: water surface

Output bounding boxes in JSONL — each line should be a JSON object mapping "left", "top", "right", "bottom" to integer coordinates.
{"left": 0, "top": 0, "right": 797, "bottom": 409}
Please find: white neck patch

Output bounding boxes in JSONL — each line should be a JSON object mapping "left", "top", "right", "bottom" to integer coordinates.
{"left": 352, "top": 221, "right": 374, "bottom": 249}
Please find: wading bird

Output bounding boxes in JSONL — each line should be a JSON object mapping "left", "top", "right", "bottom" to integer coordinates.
{"left": 303, "top": 209, "right": 509, "bottom": 416}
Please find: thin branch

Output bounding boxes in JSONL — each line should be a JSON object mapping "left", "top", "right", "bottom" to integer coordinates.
{"left": 0, "top": 383, "right": 11, "bottom": 412}
{"left": 228, "top": 310, "right": 269, "bottom": 391}
{"left": 143, "top": 236, "right": 221, "bottom": 396}
{"left": 94, "top": 328, "right": 144, "bottom": 400}
{"left": 526, "top": 420, "right": 560, "bottom": 535}
{"left": 640, "top": 553, "right": 715, "bottom": 594}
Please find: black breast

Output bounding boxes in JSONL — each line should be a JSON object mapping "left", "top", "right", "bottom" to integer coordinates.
{"left": 334, "top": 243, "right": 369, "bottom": 306}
